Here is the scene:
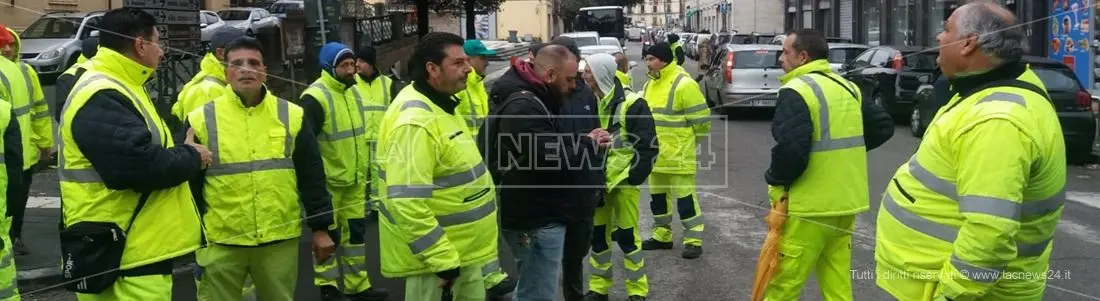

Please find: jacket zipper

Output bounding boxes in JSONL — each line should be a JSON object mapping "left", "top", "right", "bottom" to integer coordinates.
{"left": 892, "top": 179, "right": 917, "bottom": 203}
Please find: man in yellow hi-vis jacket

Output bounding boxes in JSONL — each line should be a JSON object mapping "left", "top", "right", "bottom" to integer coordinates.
{"left": 1, "top": 25, "right": 52, "bottom": 256}
{"left": 638, "top": 42, "right": 711, "bottom": 259}
{"left": 348, "top": 45, "right": 401, "bottom": 219}
{"left": 762, "top": 29, "right": 894, "bottom": 301}
{"left": 172, "top": 27, "right": 246, "bottom": 122}
{"left": 377, "top": 32, "right": 499, "bottom": 301}
{"left": 875, "top": 3, "right": 1067, "bottom": 301}
{"left": 299, "top": 42, "right": 387, "bottom": 301}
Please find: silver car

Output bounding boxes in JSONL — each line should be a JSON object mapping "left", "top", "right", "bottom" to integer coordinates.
{"left": 18, "top": 11, "right": 104, "bottom": 78}
{"left": 701, "top": 44, "right": 784, "bottom": 117}
{"left": 218, "top": 7, "right": 280, "bottom": 36}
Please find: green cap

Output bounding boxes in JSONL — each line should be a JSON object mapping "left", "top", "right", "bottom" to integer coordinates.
{"left": 463, "top": 39, "right": 498, "bottom": 57}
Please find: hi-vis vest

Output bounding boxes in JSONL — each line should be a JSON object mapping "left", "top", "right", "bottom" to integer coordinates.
{"left": 172, "top": 53, "right": 229, "bottom": 121}
{"left": 0, "top": 100, "right": 11, "bottom": 211}
{"left": 0, "top": 58, "right": 40, "bottom": 170}
{"left": 59, "top": 68, "right": 201, "bottom": 269}
{"left": 186, "top": 91, "right": 304, "bottom": 246}
{"left": 876, "top": 68, "right": 1065, "bottom": 300}
{"left": 301, "top": 73, "right": 369, "bottom": 186}
{"left": 350, "top": 74, "right": 392, "bottom": 200}
{"left": 768, "top": 61, "right": 869, "bottom": 216}
{"left": 455, "top": 70, "right": 489, "bottom": 135}
{"left": 670, "top": 41, "right": 684, "bottom": 65}
{"left": 616, "top": 71, "right": 634, "bottom": 93}
{"left": 376, "top": 85, "right": 498, "bottom": 278}
{"left": 601, "top": 89, "right": 643, "bottom": 189}
{"left": 641, "top": 63, "right": 711, "bottom": 174}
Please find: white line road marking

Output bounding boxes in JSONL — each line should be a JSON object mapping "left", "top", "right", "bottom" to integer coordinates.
{"left": 27, "top": 196, "right": 60, "bottom": 208}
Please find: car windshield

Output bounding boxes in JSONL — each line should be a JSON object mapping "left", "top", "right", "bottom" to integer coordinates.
{"left": 21, "top": 17, "right": 82, "bottom": 39}
{"left": 219, "top": 10, "right": 252, "bottom": 21}
{"left": 734, "top": 50, "right": 780, "bottom": 68}
{"left": 571, "top": 36, "right": 599, "bottom": 47}
{"left": 600, "top": 39, "right": 618, "bottom": 46}
{"left": 901, "top": 51, "right": 938, "bottom": 70}
{"left": 1031, "top": 66, "right": 1082, "bottom": 91}
{"left": 269, "top": 3, "right": 297, "bottom": 13}
{"left": 828, "top": 48, "right": 867, "bottom": 64}
{"left": 754, "top": 36, "right": 775, "bottom": 44}
{"left": 730, "top": 35, "right": 751, "bottom": 44}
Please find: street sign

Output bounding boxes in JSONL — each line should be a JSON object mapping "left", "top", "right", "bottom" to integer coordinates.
{"left": 123, "top": 0, "right": 200, "bottom": 10}
{"left": 125, "top": 0, "right": 201, "bottom": 59}
{"left": 149, "top": 9, "right": 200, "bottom": 25}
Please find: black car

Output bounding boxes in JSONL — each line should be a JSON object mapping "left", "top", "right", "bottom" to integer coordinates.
{"left": 910, "top": 56, "right": 1099, "bottom": 164}
{"left": 841, "top": 45, "right": 938, "bottom": 119}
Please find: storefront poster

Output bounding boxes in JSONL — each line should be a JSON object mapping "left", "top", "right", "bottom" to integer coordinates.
{"left": 1049, "top": 0, "right": 1094, "bottom": 85}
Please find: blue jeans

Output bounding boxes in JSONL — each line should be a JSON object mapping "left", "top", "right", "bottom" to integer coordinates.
{"left": 503, "top": 223, "right": 567, "bottom": 301}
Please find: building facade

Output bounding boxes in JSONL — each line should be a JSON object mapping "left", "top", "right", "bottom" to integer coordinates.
{"left": 688, "top": 0, "right": 784, "bottom": 33}
{"left": 784, "top": 0, "right": 1050, "bottom": 56}
{"left": 628, "top": 0, "right": 684, "bottom": 27}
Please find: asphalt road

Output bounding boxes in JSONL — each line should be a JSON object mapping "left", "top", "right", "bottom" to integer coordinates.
{"left": 19, "top": 42, "right": 1100, "bottom": 301}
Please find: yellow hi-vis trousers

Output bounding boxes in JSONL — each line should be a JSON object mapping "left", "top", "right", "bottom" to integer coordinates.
{"left": 196, "top": 239, "right": 298, "bottom": 301}
{"left": 589, "top": 185, "right": 649, "bottom": 296}
{"left": 406, "top": 264, "right": 486, "bottom": 301}
{"left": 481, "top": 258, "right": 507, "bottom": 289}
{"left": 314, "top": 182, "right": 373, "bottom": 294}
{"left": 194, "top": 247, "right": 258, "bottom": 300}
{"left": 76, "top": 274, "right": 173, "bottom": 301}
{"left": 0, "top": 234, "right": 20, "bottom": 301}
{"left": 763, "top": 215, "right": 856, "bottom": 301}
{"left": 647, "top": 173, "right": 704, "bottom": 246}
{"left": 366, "top": 141, "right": 380, "bottom": 213}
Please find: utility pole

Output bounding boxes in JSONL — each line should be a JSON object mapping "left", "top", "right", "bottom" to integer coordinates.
{"left": 316, "top": 0, "right": 328, "bottom": 45}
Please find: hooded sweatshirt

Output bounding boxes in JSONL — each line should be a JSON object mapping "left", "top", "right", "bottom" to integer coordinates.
{"left": 586, "top": 54, "right": 618, "bottom": 97}
{"left": 484, "top": 58, "right": 601, "bottom": 230}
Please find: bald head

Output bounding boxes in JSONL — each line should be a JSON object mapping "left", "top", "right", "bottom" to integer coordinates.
{"left": 534, "top": 44, "right": 577, "bottom": 73}
{"left": 951, "top": 0, "right": 1024, "bottom": 63}
{"left": 614, "top": 52, "right": 629, "bottom": 73}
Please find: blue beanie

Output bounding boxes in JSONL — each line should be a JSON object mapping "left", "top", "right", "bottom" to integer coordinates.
{"left": 319, "top": 42, "right": 354, "bottom": 75}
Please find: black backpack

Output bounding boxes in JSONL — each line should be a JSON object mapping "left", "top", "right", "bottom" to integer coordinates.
{"left": 477, "top": 91, "right": 554, "bottom": 184}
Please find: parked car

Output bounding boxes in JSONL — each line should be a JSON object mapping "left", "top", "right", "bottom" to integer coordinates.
{"left": 701, "top": 44, "right": 783, "bottom": 117}
{"left": 910, "top": 56, "right": 1098, "bottom": 164}
{"left": 826, "top": 43, "right": 869, "bottom": 73}
{"left": 689, "top": 33, "right": 711, "bottom": 60}
{"left": 17, "top": 11, "right": 104, "bottom": 80}
{"left": 598, "top": 37, "right": 624, "bottom": 52}
{"left": 268, "top": 0, "right": 304, "bottom": 19}
{"left": 200, "top": 10, "right": 226, "bottom": 43}
{"left": 841, "top": 45, "right": 938, "bottom": 119}
{"left": 218, "top": 7, "right": 280, "bottom": 36}
{"left": 560, "top": 31, "right": 600, "bottom": 47}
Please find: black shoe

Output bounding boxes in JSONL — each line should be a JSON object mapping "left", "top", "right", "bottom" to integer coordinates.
{"left": 682, "top": 245, "right": 703, "bottom": 259}
{"left": 627, "top": 296, "right": 647, "bottom": 301}
{"left": 320, "top": 286, "right": 350, "bottom": 301}
{"left": 583, "top": 291, "right": 609, "bottom": 301}
{"left": 348, "top": 287, "right": 389, "bottom": 301}
{"left": 12, "top": 238, "right": 29, "bottom": 256}
{"left": 641, "top": 238, "right": 673, "bottom": 250}
{"left": 487, "top": 275, "right": 516, "bottom": 297}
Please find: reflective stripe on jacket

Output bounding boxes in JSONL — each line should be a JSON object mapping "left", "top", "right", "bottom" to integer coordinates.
{"left": 187, "top": 91, "right": 305, "bottom": 246}
{"left": 376, "top": 85, "right": 498, "bottom": 277}
{"left": 0, "top": 55, "right": 46, "bottom": 169}
{"left": 876, "top": 66, "right": 1066, "bottom": 300}
{"left": 301, "top": 72, "right": 369, "bottom": 186}
{"left": 59, "top": 48, "right": 201, "bottom": 269}
{"left": 641, "top": 62, "right": 711, "bottom": 174}
{"left": 767, "top": 59, "right": 869, "bottom": 216}
{"left": 172, "top": 53, "right": 228, "bottom": 121}
{"left": 455, "top": 70, "right": 489, "bottom": 135}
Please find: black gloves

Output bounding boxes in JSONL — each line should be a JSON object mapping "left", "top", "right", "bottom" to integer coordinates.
{"left": 436, "top": 267, "right": 460, "bottom": 281}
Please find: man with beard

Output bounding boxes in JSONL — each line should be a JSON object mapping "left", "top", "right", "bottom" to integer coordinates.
{"left": 298, "top": 42, "right": 387, "bottom": 301}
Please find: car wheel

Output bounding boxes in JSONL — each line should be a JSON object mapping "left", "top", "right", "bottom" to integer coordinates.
{"left": 909, "top": 105, "right": 924, "bottom": 137}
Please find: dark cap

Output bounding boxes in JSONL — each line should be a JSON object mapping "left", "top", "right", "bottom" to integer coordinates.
{"left": 550, "top": 36, "right": 581, "bottom": 59}
{"left": 211, "top": 27, "right": 246, "bottom": 50}
{"left": 643, "top": 43, "right": 673, "bottom": 63}
{"left": 356, "top": 45, "right": 377, "bottom": 65}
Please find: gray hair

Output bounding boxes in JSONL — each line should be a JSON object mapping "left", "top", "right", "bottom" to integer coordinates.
{"left": 954, "top": 2, "right": 1026, "bottom": 63}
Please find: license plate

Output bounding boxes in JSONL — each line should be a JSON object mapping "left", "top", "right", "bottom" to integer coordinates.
{"left": 753, "top": 99, "right": 776, "bottom": 106}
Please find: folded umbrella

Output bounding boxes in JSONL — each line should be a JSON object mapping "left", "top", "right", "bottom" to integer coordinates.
{"left": 751, "top": 197, "right": 789, "bottom": 301}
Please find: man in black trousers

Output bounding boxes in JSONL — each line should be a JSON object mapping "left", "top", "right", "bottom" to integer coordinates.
{"left": 549, "top": 36, "right": 606, "bottom": 301}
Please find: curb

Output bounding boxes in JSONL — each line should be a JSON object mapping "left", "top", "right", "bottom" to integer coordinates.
{"left": 17, "top": 264, "right": 196, "bottom": 287}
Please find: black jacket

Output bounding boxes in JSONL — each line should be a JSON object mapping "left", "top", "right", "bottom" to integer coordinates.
{"left": 54, "top": 66, "right": 89, "bottom": 122}
{"left": 765, "top": 76, "right": 894, "bottom": 187}
{"left": 184, "top": 88, "right": 334, "bottom": 236}
{"left": 484, "top": 66, "right": 602, "bottom": 230}
{"left": 3, "top": 118, "right": 23, "bottom": 205}
{"left": 603, "top": 82, "right": 658, "bottom": 186}
{"left": 69, "top": 89, "right": 204, "bottom": 193}
{"left": 559, "top": 79, "right": 606, "bottom": 209}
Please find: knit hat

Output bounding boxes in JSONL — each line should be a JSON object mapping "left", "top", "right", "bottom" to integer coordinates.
{"left": 210, "top": 27, "right": 246, "bottom": 50}
{"left": 644, "top": 42, "right": 674, "bottom": 63}
{"left": 585, "top": 53, "right": 618, "bottom": 97}
{"left": 319, "top": 42, "right": 355, "bottom": 75}
{"left": 667, "top": 32, "right": 680, "bottom": 43}
{"left": 356, "top": 45, "right": 377, "bottom": 66}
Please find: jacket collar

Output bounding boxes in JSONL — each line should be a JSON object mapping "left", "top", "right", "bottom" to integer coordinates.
{"left": 357, "top": 67, "right": 384, "bottom": 84}
{"left": 468, "top": 69, "right": 484, "bottom": 84}
{"left": 779, "top": 59, "right": 832, "bottom": 84}
{"left": 90, "top": 47, "right": 156, "bottom": 87}
{"left": 200, "top": 53, "right": 226, "bottom": 82}
{"left": 319, "top": 71, "right": 350, "bottom": 92}
{"left": 228, "top": 85, "right": 274, "bottom": 109}
{"left": 948, "top": 61, "right": 1027, "bottom": 97}
{"left": 413, "top": 80, "right": 458, "bottom": 114}
{"left": 648, "top": 61, "right": 681, "bottom": 80}
{"left": 601, "top": 81, "right": 625, "bottom": 112}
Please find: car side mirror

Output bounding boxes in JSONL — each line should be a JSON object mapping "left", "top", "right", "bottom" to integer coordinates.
{"left": 840, "top": 63, "right": 850, "bottom": 71}
{"left": 200, "top": 23, "right": 208, "bottom": 28}
{"left": 89, "top": 30, "right": 100, "bottom": 37}
{"left": 629, "top": 61, "right": 638, "bottom": 69}
{"left": 622, "top": 46, "right": 628, "bottom": 51}
{"left": 252, "top": 16, "right": 261, "bottom": 22}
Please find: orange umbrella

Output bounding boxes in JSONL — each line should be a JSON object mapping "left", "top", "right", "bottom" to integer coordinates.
{"left": 751, "top": 197, "right": 789, "bottom": 301}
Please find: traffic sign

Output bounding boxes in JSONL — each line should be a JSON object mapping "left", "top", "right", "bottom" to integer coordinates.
{"left": 149, "top": 9, "right": 200, "bottom": 25}
{"left": 123, "top": 0, "right": 200, "bottom": 10}
{"left": 125, "top": 0, "right": 200, "bottom": 59}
